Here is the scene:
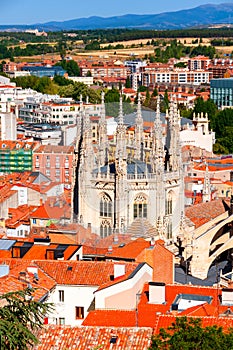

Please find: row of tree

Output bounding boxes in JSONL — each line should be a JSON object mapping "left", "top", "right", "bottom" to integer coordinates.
{"left": 1, "top": 27, "right": 233, "bottom": 46}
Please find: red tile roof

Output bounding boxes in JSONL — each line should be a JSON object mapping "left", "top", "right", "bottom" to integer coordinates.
{"left": 105, "top": 238, "right": 150, "bottom": 259}
{"left": 136, "top": 283, "right": 223, "bottom": 327}
{"left": 35, "top": 260, "right": 139, "bottom": 286}
{"left": 185, "top": 198, "right": 229, "bottom": 228}
{"left": 153, "top": 315, "right": 233, "bottom": 334}
{"left": 31, "top": 201, "right": 71, "bottom": 220}
{"left": 82, "top": 310, "right": 137, "bottom": 327}
{"left": 0, "top": 259, "right": 56, "bottom": 300}
{"left": 36, "top": 326, "right": 153, "bottom": 350}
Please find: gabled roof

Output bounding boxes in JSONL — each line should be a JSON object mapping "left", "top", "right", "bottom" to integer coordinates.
{"left": 36, "top": 326, "right": 153, "bottom": 350}
{"left": 105, "top": 238, "right": 150, "bottom": 260}
{"left": 35, "top": 260, "right": 139, "bottom": 286}
{"left": 30, "top": 201, "right": 71, "bottom": 220}
{"left": 0, "top": 258, "right": 56, "bottom": 300}
{"left": 96, "top": 263, "right": 148, "bottom": 292}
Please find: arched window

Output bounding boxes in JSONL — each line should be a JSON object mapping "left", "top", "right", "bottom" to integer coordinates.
{"left": 100, "top": 193, "right": 112, "bottom": 218}
{"left": 100, "top": 219, "right": 112, "bottom": 238}
{"left": 165, "top": 191, "right": 173, "bottom": 215}
{"left": 167, "top": 221, "right": 172, "bottom": 240}
{"left": 133, "top": 194, "right": 147, "bottom": 219}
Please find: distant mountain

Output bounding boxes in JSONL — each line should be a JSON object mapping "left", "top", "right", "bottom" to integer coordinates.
{"left": 1, "top": 3, "right": 233, "bottom": 31}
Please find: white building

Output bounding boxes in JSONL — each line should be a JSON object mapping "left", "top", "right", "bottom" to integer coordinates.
{"left": 35, "top": 260, "right": 152, "bottom": 326}
{"left": 68, "top": 76, "right": 94, "bottom": 86}
{"left": 0, "top": 103, "right": 17, "bottom": 140}
{"left": 180, "top": 112, "right": 215, "bottom": 153}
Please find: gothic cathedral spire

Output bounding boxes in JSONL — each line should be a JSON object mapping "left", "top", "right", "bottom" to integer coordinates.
{"left": 135, "top": 92, "right": 144, "bottom": 160}
{"left": 98, "top": 91, "right": 108, "bottom": 165}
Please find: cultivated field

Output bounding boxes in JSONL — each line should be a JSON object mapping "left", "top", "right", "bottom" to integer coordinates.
{"left": 12, "top": 36, "right": 231, "bottom": 63}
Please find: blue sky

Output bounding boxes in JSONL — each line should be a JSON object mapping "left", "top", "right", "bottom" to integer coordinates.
{"left": 1, "top": 0, "right": 229, "bottom": 25}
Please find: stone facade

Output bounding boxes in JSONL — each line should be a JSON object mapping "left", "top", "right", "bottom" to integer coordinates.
{"left": 72, "top": 94, "right": 185, "bottom": 243}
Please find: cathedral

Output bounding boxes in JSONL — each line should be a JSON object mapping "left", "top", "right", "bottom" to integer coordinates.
{"left": 72, "top": 93, "right": 185, "bottom": 242}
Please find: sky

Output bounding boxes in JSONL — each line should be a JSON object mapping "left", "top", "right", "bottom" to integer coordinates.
{"left": 1, "top": 0, "right": 230, "bottom": 25}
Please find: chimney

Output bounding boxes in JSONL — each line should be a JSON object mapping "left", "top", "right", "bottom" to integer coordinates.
{"left": 171, "top": 303, "right": 179, "bottom": 315}
{"left": 27, "top": 266, "right": 38, "bottom": 276}
{"left": 222, "top": 288, "right": 233, "bottom": 305}
{"left": 0, "top": 264, "right": 9, "bottom": 278}
{"left": 114, "top": 264, "right": 125, "bottom": 279}
{"left": 149, "top": 282, "right": 165, "bottom": 304}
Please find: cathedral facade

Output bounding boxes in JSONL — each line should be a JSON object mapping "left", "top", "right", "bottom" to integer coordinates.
{"left": 72, "top": 93, "right": 185, "bottom": 242}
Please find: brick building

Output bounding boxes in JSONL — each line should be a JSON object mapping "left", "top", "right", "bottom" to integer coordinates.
{"left": 33, "top": 145, "right": 74, "bottom": 187}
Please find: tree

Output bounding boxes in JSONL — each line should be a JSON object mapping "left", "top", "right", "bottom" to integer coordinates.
{"left": 0, "top": 289, "right": 52, "bottom": 349}
{"left": 125, "top": 76, "right": 131, "bottom": 89}
{"left": 149, "top": 316, "right": 233, "bottom": 350}
{"left": 143, "top": 89, "right": 151, "bottom": 107}
{"left": 161, "top": 89, "right": 169, "bottom": 113}
{"left": 151, "top": 87, "right": 158, "bottom": 97}
{"left": 193, "top": 97, "right": 217, "bottom": 120}
{"left": 56, "top": 60, "right": 80, "bottom": 77}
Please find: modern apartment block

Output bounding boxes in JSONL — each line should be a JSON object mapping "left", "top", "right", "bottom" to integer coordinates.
{"left": 0, "top": 141, "right": 37, "bottom": 173}
{"left": 142, "top": 69, "right": 212, "bottom": 86}
{"left": 19, "top": 99, "right": 103, "bottom": 125}
{"left": 79, "top": 61, "right": 128, "bottom": 79}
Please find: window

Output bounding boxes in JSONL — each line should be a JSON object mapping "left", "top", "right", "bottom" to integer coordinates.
{"left": 167, "top": 222, "right": 172, "bottom": 240}
{"left": 59, "top": 290, "right": 64, "bottom": 302}
{"left": 32, "top": 219, "right": 36, "bottom": 224}
{"left": 133, "top": 194, "right": 147, "bottom": 219}
{"left": 59, "top": 318, "right": 65, "bottom": 325}
{"left": 12, "top": 247, "right": 20, "bottom": 258}
{"left": 46, "top": 250, "right": 54, "bottom": 260}
{"left": 75, "top": 306, "right": 84, "bottom": 319}
{"left": 100, "top": 219, "right": 112, "bottom": 238}
{"left": 100, "top": 193, "right": 112, "bottom": 217}
{"left": 165, "top": 192, "right": 173, "bottom": 215}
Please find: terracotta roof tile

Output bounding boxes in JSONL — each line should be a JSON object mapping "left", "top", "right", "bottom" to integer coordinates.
{"left": 36, "top": 326, "right": 153, "bottom": 350}
{"left": 82, "top": 310, "right": 137, "bottom": 327}
{"left": 105, "top": 238, "right": 150, "bottom": 259}
{"left": 35, "top": 260, "right": 139, "bottom": 286}
{"left": 185, "top": 199, "right": 229, "bottom": 228}
{"left": 154, "top": 315, "right": 233, "bottom": 334}
{"left": 0, "top": 258, "right": 56, "bottom": 300}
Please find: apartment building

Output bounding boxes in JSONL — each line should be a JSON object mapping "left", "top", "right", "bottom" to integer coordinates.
{"left": 0, "top": 141, "right": 37, "bottom": 173}
{"left": 19, "top": 99, "right": 103, "bottom": 125}
{"left": 33, "top": 145, "right": 74, "bottom": 186}
{"left": 79, "top": 61, "right": 128, "bottom": 79}
{"left": 188, "top": 56, "right": 211, "bottom": 70}
{"left": 142, "top": 69, "right": 212, "bottom": 86}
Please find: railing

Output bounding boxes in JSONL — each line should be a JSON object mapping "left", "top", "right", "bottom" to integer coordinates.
{"left": 92, "top": 173, "right": 115, "bottom": 180}
{"left": 91, "top": 170, "right": 181, "bottom": 181}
